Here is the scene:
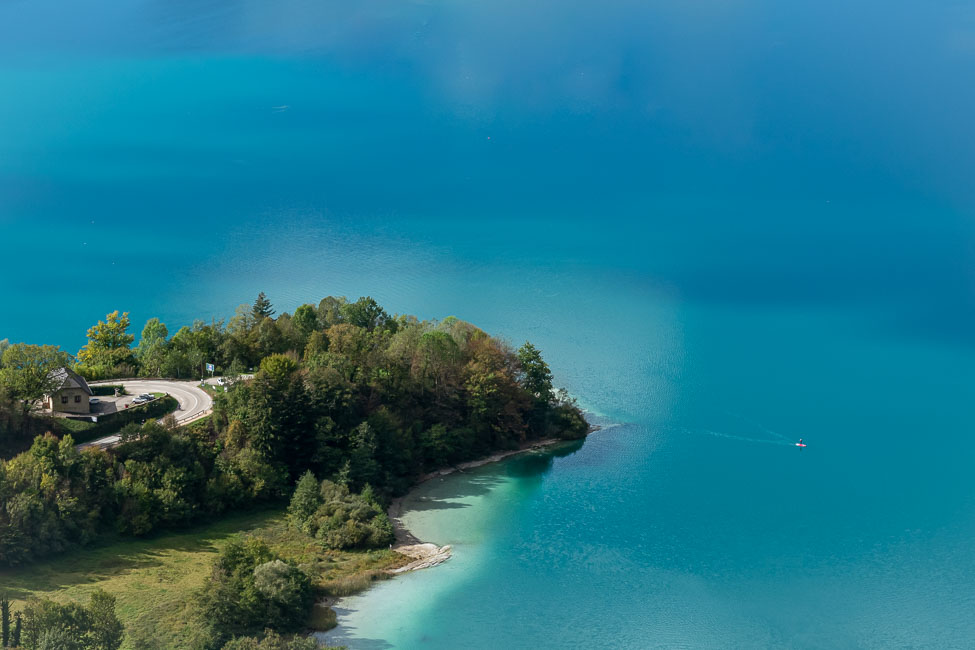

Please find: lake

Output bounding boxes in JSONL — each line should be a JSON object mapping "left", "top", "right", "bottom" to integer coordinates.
{"left": 2, "top": 0, "right": 974, "bottom": 647}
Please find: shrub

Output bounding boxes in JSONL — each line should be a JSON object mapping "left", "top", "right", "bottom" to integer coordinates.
{"left": 221, "top": 629, "right": 337, "bottom": 649}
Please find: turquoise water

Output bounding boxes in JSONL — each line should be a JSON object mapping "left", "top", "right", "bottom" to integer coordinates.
{"left": 3, "top": 0, "right": 975, "bottom": 646}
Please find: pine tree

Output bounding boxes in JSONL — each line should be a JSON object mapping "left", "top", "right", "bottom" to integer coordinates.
{"left": 287, "top": 471, "right": 321, "bottom": 533}
{"left": 10, "top": 612, "right": 19, "bottom": 648}
{"left": 252, "top": 292, "right": 275, "bottom": 320}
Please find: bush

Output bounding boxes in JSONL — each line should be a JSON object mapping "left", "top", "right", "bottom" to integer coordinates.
{"left": 306, "top": 604, "right": 337, "bottom": 632}
{"left": 221, "top": 629, "right": 337, "bottom": 649}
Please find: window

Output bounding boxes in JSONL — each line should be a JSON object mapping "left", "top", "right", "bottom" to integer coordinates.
{"left": 61, "top": 396, "right": 68, "bottom": 404}
{"left": 75, "top": 395, "right": 81, "bottom": 403}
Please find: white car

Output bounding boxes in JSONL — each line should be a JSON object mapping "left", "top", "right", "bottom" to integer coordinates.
{"left": 217, "top": 377, "right": 227, "bottom": 385}
{"left": 89, "top": 397, "right": 100, "bottom": 404}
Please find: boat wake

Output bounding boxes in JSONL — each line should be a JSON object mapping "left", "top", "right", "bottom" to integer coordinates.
{"left": 688, "top": 427, "right": 795, "bottom": 446}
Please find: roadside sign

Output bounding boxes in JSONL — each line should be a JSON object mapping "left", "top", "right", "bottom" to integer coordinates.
{"left": 206, "top": 363, "right": 215, "bottom": 372}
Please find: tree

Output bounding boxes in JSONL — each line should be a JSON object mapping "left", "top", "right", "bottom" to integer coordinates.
{"left": 340, "top": 297, "right": 393, "bottom": 332}
{"left": 464, "top": 338, "right": 529, "bottom": 446}
{"left": 77, "top": 311, "right": 135, "bottom": 371}
{"left": 21, "top": 598, "right": 92, "bottom": 650}
{"left": 225, "top": 304, "right": 257, "bottom": 364}
{"left": 248, "top": 355, "right": 313, "bottom": 477}
{"left": 413, "top": 331, "right": 461, "bottom": 399}
{"left": 287, "top": 471, "right": 320, "bottom": 534}
{"left": 253, "top": 318, "right": 284, "bottom": 360}
{"left": 0, "top": 339, "right": 9, "bottom": 361}
{"left": 87, "top": 589, "right": 124, "bottom": 650}
{"left": 12, "top": 612, "right": 21, "bottom": 648}
{"left": 253, "top": 293, "right": 274, "bottom": 321}
{"left": 135, "top": 318, "right": 169, "bottom": 377}
{"left": 516, "top": 342, "right": 553, "bottom": 403}
{"left": 291, "top": 305, "right": 317, "bottom": 338}
{"left": 1, "top": 594, "right": 10, "bottom": 647}
{"left": 316, "top": 296, "right": 346, "bottom": 328}
{"left": 0, "top": 343, "right": 72, "bottom": 417}
{"left": 197, "top": 539, "right": 313, "bottom": 641}
{"left": 348, "top": 422, "right": 380, "bottom": 490}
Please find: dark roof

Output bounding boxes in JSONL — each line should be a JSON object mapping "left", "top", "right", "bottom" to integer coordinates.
{"left": 48, "top": 367, "right": 93, "bottom": 396}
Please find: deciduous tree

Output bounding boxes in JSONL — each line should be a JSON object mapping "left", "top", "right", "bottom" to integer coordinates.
{"left": 0, "top": 343, "right": 72, "bottom": 417}
{"left": 516, "top": 342, "right": 553, "bottom": 404}
{"left": 77, "top": 311, "right": 135, "bottom": 371}
{"left": 136, "top": 318, "right": 169, "bottom": 377}
{"left": 340, "top": 297, "right": 393, "bottom": 332}
{"left": 87, "top": 589, "right": 124, "bottom": 650}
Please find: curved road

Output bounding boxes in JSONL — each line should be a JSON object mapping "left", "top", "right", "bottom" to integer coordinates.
{"left": 80, "top": 379, "right": 213, "bottom": 449}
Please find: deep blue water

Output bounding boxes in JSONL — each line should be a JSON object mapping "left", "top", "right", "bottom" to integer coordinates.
{"left": 2, "top": 0, "right": 975, "bottom": 647}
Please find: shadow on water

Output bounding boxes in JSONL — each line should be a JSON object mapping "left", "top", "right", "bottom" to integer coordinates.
{"left": 505, "top": 439, "right": 587, "bottom": 480}
{"left": 407, "top": 473, "right": 506, "bottom": 512}
{"left": 405, "top": 440, "right": 588, "bottom": 514}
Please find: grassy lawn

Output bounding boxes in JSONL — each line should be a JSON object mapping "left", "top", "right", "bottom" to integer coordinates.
{"left": 53, "top": 416, "right": 95, "bottom": 434}
{"left": 200, "top": 383, "right": 225, "bottom": 399}
{"left": 0, "top": 508, "right": 405, "bottom": 648}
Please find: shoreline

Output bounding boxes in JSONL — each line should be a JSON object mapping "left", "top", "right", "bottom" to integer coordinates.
{"left": 316, "top": 427, "right": 603, "bottom": 639}
{"left": 384, "top": 432, "right": 594, "bottom": 572}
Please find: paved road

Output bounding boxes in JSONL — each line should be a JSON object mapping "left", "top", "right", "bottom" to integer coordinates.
{"left": 79, "top": 379, "right": 214, "bottom": 449}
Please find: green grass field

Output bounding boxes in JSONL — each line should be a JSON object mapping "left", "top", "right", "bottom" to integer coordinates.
{"left": 0, "top": 509, "right": 405, "bottom": 648}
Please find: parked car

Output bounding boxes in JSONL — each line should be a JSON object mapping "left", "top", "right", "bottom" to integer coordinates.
{"left": 89, "top": 397, "right": 100, "bottom": 404}
{"left": 216, "top": 377, "right": 227, "bottom": 385}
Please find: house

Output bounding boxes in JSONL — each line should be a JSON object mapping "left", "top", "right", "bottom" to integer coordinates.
{"left": 44, "top": 367, "right": 93, "bottom": 414}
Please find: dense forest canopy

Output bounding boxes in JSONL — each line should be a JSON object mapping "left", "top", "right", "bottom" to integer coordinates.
{"left": 0, "top": 294, "right": 588, "bottom": 568}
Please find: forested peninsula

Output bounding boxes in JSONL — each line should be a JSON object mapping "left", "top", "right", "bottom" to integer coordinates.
{"left": 0, "top": 294, "right": 588, "bottom": 649}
